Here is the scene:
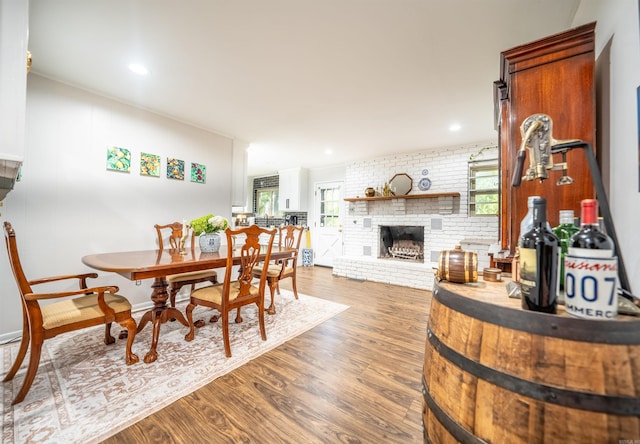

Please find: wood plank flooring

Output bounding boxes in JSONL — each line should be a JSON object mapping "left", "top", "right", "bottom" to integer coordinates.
{"left": 103, "top": 266, "right": 432, "bottom": 443}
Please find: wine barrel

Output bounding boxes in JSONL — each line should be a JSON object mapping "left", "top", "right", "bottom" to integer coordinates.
{"left": 422, "top": 279, "right": 640, "bottom": 443}
{"left": 436, "top": 245, "right": 477, "bottom": 284}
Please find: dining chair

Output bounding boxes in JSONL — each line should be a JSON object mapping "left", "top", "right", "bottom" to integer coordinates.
{"left": 154, "top": 222, "right": 218, "bottom": 309}
{"left": 252, "top": 224, "right": 304, "bottom": 314}
{"left": 184, "top": 224, "right": 276, "bottom": 357}
{"left": 2, "top": 221, "right": 139, "bottom": 405}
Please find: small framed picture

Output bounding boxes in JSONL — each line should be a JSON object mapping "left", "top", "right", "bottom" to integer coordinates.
{"left": 140, "top": 152, "right": 161, "bottom": 177}
{"left": 191, "top": 162, "right": 206, "bottom": 183}
{"left": 167, "top": 158, "right": 185, "bottom": 180}
{"left": 106, "top": 146, "right": 131, "bottom": 173}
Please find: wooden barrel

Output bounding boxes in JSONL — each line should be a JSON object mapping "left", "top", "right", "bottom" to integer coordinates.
{"left": 436, "top": 245, "right": 477, "bottom": 284}
{"left": 422, "top": 279, "right": 640, "bottom": 443}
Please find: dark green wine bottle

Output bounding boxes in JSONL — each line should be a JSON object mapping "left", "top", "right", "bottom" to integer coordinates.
{"left": 553, "top": 210, "right": 579, "bottom": 290}
{"left": 518, "top": 197, "right": 560, "bottom": 313}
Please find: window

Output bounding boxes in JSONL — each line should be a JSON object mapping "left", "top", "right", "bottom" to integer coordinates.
{"left": 318, "top": 185, "right": 341, "bottom": 227}
{"left": 469, "top": 159, "right": 499, "bottom": 216}
{"left": 256, "top": 188, "right": 279, "bottom": 217}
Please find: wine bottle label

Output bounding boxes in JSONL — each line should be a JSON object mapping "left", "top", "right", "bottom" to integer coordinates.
{"left": 564, "top": 255, "right": 618, "bottom": 319}
{"left": 567, "top": 247, "right": 613, "bottom": 258}
{"left": 519, "top": 247, "right": 537, "bottom": 295}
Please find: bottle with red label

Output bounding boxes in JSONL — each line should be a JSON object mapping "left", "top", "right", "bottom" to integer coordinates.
{"left": 564, "top": 199, "right": 618, "bottom": 319}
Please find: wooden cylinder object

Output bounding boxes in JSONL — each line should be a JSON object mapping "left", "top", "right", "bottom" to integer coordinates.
{"left": 436, "top": 245, "right": 477, "bottom": 284}
{"left": 422, "top": 279, "right": 640, "bottom": 443}
{"left": 482, "top": 267, "right": 502, "bottom": 282}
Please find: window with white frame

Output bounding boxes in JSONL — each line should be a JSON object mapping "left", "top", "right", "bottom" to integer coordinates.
{"left": 469, "top": 159, "right": 499, "bottom": 216}
{"left": 318, "top": 185, "right": 341, "bottom": 228}
{"left": 256, "top": 187, "right": 280, "bottom": 218}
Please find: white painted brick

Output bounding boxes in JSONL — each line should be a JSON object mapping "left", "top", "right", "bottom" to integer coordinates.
{"left": 338, "top": 142, "right": 498, "bottom": 290}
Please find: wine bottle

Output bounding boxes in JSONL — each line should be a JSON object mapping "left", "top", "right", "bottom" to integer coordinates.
{"left": 568, "top": 199, "right": 614, "bottom": 257}
{"left": 519, "top": 195, "right": 540, "bottom": 242}
{"left": 519, "top": 195, "right": 551, "bottom": 243}
{"left": 518, "top": 197, "right": 560, "bottom": 313}
{"left": 553, "top": 210, "right": 579, "bottom": 290}
{"left": 564, "top": 199, "right": 618, "bottom": 319}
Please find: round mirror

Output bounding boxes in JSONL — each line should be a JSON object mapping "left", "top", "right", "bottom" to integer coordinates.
{"left": 389, "top": 173, "right": 412, "bottom": 195}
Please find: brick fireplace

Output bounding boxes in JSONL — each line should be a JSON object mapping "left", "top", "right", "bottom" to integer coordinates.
{"left": 332, "top": 143, "right": 499, "bottom": 290}
{"left": 379, "top": 225, "right": 424, "bottom": 261}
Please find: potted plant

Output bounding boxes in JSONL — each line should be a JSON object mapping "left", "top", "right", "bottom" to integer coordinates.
{"left": 190, "top": 214, "right": 229, "bottom": 253}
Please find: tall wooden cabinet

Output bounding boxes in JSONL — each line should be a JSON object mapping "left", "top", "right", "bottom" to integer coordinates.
{"left": 494, "top": 22, "right": 597, "bottom": 254}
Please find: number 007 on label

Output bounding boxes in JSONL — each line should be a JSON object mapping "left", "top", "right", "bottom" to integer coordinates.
{"left": 564, "top": 255, "right": 618, "bottom": 319}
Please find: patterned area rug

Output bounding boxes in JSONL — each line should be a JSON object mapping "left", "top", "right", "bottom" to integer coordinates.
{"left": 1, "top": 291, "right": 348, "bottom": 443}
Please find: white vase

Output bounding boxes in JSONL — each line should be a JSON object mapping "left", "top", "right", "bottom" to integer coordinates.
{"left": 199, "top": 232, "right": 221, "bottom": 253}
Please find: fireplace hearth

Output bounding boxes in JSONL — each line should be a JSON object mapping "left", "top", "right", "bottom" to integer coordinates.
{"left": 379, "top": 225, "right": 424, "bottom": 262}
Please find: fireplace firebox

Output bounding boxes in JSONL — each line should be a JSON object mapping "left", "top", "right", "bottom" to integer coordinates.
{"left": 379, "top": 225, "right": 424, "bottom": 262}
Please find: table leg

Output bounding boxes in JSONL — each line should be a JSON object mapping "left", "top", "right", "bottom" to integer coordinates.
{"left": 136, "top": 277, "right": 189, "bottom": 364}
{"left": 144, "top": 308, "right": 162, "bottom": 364}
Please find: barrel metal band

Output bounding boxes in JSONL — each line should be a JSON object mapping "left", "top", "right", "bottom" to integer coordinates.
{"left": 422, "top": 375, "right": 487, "bottom": 444}
{"left": 427, "top": 327, "right": 640, "bottom": 415}
{"left": 433, "top": 283, "right": 639, "bottom": 344}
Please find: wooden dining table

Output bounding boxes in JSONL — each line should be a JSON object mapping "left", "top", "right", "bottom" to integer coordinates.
{"left": 82, "top": 245, "right": 296, "bottom": 363}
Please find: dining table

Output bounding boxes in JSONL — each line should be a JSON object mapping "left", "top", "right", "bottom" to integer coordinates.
{"left": 82, "top": 244, "right": 296, "bottom": 363}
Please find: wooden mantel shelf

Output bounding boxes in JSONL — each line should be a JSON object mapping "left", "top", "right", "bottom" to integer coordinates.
{"left": 344, "top": 192, "right": 460, "bottom": 202}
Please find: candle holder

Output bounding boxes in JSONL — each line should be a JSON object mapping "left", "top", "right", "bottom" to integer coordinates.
{"left": 179, "top": 227, "right": 189, "bottom": 255}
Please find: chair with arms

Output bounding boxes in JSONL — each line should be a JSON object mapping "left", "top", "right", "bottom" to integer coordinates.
{"left": 154, "top": 222, "right": 218, "bottom": 309}
{"left": 252, "top": 224, "right": 304, "bottom": 314}
{"left": 2, "top": 221, "right": 138, "bottom": 405}
{"left": 184, "top": 225, "right": 276, "bottom": 357}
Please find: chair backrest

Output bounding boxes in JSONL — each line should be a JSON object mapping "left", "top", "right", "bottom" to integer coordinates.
{"left": 4, "top": 221, "right": 34, "bottom": 300}
{"left": 279, "top": 225, "right": 304, "bottom": 256}
{"left": 154, "top": 222, "right": 195, "bottom": 251}
{"left": 223, "top": 225, "right": 276, "bottom": 302}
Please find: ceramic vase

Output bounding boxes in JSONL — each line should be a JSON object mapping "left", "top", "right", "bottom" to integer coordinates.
{"left": 199, "top": 232, "right": 221, "bottom": 253}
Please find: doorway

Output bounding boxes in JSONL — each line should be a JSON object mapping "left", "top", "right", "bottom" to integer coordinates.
{"left": 313, "top": 181, "right": 343, "bottom": 267}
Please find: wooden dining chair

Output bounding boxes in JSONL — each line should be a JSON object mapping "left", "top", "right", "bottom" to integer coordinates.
{"left": 252, "top": 224, "right": 304, "bottom": 314}
{"left": 155, "top": 222, "right": 218, "bottom": 309}
{"left": 184, "top": 225, "right": 276, "bottom": 357}
{"left": 2, "top": 221, "right": 139, "bottom": 405}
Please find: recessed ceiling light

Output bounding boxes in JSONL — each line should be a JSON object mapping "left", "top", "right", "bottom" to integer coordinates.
{"left": 324, "top": 148, "right": 333, "bottom": 155}
{"left": 449, "top": 123, "right": 461, "bottom": 132}
{"left": 128, "top": 63, "right": 149, "bottom": 75}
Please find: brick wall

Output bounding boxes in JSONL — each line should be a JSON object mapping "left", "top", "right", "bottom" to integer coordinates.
{"left": 333, "top": 142, "right": 499, "bottom": 290}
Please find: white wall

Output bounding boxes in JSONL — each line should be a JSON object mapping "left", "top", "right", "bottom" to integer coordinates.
{"left": 0, "top": 0, "right": 28, "bottom": 159}
{"left": 0, "top": 75, "right": 234, "bottom": 340}
{"left": 574, "top": 0, "right": 640, "bottom": 295}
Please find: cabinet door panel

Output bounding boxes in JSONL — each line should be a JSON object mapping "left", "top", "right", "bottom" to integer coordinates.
{"left": 278, "top": 168, "right": 308, "bottom": 212}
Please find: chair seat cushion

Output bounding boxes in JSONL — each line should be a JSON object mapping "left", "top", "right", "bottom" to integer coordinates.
{"left": 190, "top": 281, "right": 259, "bottom": 305}
{"left": 42, "top": 293, "right": 132, "bottom": 330}
{"left": 166, "top": 270, "right": 217, "bottom": 283}
{"left": 252, "top": 264, "right": 282, "bottom": 278}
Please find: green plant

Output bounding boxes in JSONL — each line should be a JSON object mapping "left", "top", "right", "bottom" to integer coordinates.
{"left": 190, "top": 214, "right": 228, "bottom": 235}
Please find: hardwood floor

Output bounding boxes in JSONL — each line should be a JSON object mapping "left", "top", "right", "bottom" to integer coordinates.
{"left": 103, "top": 266, "right": 432, "bottom": 443}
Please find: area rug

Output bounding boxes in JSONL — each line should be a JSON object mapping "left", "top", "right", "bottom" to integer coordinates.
{"left": 1, "top": 290, "right": 348, "bottom": 444}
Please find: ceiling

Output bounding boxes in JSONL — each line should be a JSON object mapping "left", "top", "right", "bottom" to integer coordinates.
{"left": 28, "top": 0, "right": 581, "bottom": 177}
